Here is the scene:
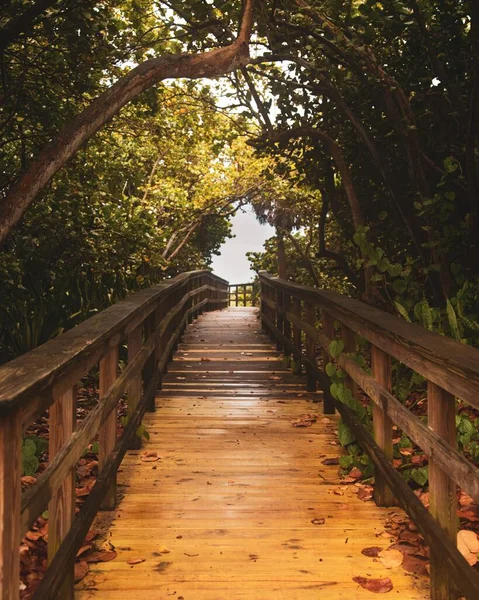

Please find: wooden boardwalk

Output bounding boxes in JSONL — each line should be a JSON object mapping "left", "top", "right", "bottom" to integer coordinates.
{"left": 76, "top": 307, "right": 429, "bottom": 599}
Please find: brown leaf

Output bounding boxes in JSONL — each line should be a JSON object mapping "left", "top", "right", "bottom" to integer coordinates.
{"left": 76, "top": 545, "right": 92, "bottom": 558}
{"left": 200, "top": 357, "right": 211, "bottom": 362}
{"left": 361, "top": 546, "right": 382, "bottom": 558}
{"left": 311, "top": 518, "right": 325, "bottom": 525}
{"left": 85, "top": 550, "right": 117, "bottom": 563}
{"left": 321, "top": 457, "right": 339, "bottom": 466}
{"left": 349, "top": 467, "right": 362, "bottom": 479}
{"left": 269, "top": 375, "right": 281, "bottom": 380}
{"left": 353, "top": 576, "right": 393, "bottom": 593}
{"left": 158, "top": 546, "right": 170, "bottom": 554}
{"left": 457, "top": 529, "right": 479, "bottom": 566}
{"left": 74, "top": 561, "right": 90, "bottom": 583}
{"left": 141, "top": 451, "right": 159, "bottom": 463}
{"left": 401, "top": 554, "right": 429, "bottom": 575}
{"left": 127, "top": 558, "right": 145, "bottom": 565}
{"left": 378, "top": 548, "right": 404, "bottom": 568}
{"left": 291, "top": 414, "right": 317, "bottom": 428}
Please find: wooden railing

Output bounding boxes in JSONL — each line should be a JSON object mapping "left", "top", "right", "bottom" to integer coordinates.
{"left": 259, "top": 271, "right": 479, "bottom": 600}
{"left": 0, "top": 270, "right": 228, "bottom": 600}
{"left": 228, "top": 283, "right": 255, "bottom": 306}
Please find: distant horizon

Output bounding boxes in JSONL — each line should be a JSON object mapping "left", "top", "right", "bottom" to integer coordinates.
{"left": 210, "top": 206, "right": 274, "bottom": 283}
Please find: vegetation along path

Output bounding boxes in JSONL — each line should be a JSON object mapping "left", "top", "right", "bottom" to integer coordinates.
{"left": 76, "top": 307, "right": 428, "bottom": 599}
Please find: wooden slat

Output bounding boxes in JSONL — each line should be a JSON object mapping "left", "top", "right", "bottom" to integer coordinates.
{"left": 127, "top": 326, "right": 142, "bottom": 450}
{"left": 0, "top": 412, "right": 21, "bottom": 600}
{"left": 76, "top": 308, "right": 427, "bottom": 600}
{"left": 370, "top": 346, "right": 394, "bottom": 507}
{"left": 99, "top": 345, "right": 119, "bottom": 510}
{"left": 48, "top": 386, "right": 76, "bottom": 599}
{"left": 428, "top": 382, "right": 457, "bottom": 600}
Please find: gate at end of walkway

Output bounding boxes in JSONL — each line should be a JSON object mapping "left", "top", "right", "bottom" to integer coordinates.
{"left": 0, "top": 271, "right": 228, "bottom": 600}
{"left": 259, "top": 270, "right": 479, "bottom": 600}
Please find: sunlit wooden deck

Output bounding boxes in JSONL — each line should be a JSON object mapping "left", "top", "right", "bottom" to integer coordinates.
{"left": 76, "top": 307, "right": 429, "bottom": 599}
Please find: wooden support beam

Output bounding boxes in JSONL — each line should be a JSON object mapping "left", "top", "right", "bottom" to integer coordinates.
{"left": 305, "top": 302, "right": 316, "bottom": 392}
{"left": 321, "top": 311, "right": 335, "bottom": 414}
{"left": 0, "top": 412, "right": 21, "bottom": 600}
{"left": 276, "top": 288, "right": 284, "bottom": 352}
{"left": 127, "top": 325, "right": 142, "bottom": 450}
{"left": 370, "top": 346, "right": 394, "bottom": 507}
{"left": 428, "top": 382, "right": 458, "bottom": 600}
{"left": 291, "top": 296, "right": 302, "bottom": 374}
{"left": 283, "top": 292, "right": 292, "bottom": 364}
{"left": 99, "top": 345, "right": 119, "bottom": 510}
{"left": 143, "top": 313, "right": 156, "bottom": 412}
{"left": 48, "top": 386, "right": 76, "bottom": 599}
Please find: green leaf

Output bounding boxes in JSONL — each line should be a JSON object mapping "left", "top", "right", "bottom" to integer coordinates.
{"left": 392, "top": 279, "right": 407, "bottom": 294}
{"left": 411, "top": 467, "right": 428, "bottom": 487}
{"left": 446, "top": 298, "right": 461, "bottom": 341}
{"left": 325, "top": 362, "right": 336, "bottom": 377}
{"left": 338, "top": 421, "right": 356, "bottom": 447}
{"left": 394, "top": 301, "right": 411, "bottom": 322}
{"left": 329, "top": 339, "right": 344, "bottom": 359}
{"left": 339, "top": 455, "right": 353, "bottom": 469}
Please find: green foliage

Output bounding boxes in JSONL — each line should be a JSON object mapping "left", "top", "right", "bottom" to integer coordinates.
{"left": 21, "top": 436, "right": 47, "bottom": 476}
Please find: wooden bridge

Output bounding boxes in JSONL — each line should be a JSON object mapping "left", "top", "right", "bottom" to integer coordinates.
{"left": 0, "top": 270, "right": 478, "bottom": 599}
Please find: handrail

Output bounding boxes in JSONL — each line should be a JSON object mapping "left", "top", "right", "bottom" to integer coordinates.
{"left": 0, "top": 270, "right": 228, "bottom": 600}
{"left": 258, "top": 270, "right": 479, "bottom": 600}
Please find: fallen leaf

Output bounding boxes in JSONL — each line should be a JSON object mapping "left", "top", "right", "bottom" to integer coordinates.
{"left": 349, "top": 467, "right": 362, "bottom": 479}
{"left": 353, "top": 576, "right": 393, "bottom": 593}
{"left": 127, "top": 558, "right": 145, "bottom": 565}
{"left": 321, "top": 457, "right": 339, "bottom": 466}
{"left": 378, "top": 548, "right": 404, "bottom": 568}
{"left": 74, "top": 561, "right": 90, "bottom": 583}
{"left": 158, "top": 546, "right": 170, "bottom": 554}
{"left": 291, "top": 414, "right": 317, "bottom": 427}
{"left": 361, "top": 546, "right": 382, "bottom": 558}
{"left": 457, "top": 529, "right": 479, "bottom": 565}
{"left": 269, "top": 375, "right": 281, "bottom": 380}
{"left": 141, "top": 451, "right": 159, "bottom": 462}
{"left": 76, "top": 545, "right": 92, "bottom": 558}
{"left": 401, "top": 554, "right": 429, "bottom": 575}
{"left": 311, "top": 518, "right": 326, "bottom": 525}
{"left": 85, "top": 550, "right": 117, "bottom": 563}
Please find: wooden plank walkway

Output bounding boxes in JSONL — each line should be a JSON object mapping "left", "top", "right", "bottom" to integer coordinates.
{"left": 76, "top": 307, "right": 429, "bottom": 599}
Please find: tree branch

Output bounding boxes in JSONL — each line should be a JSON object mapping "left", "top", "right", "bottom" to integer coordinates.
{"left": 0, "top": 0, "right": 255, "bottom": 246}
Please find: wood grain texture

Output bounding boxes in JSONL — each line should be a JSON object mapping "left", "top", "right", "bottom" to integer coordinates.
{"left": 76, "top": 308, "right": 428, "bottom": 600}
{"left": 370, "top": 346, "right": 394, "bottom": 507}
{"left": 428, "top": 382, "right": 457, "bottom": 600}
{"left": 99, "top": 345, "right": 119, "bottom": 510}
{"left": 0, "top": 412, "right": 21, "bottom": 600}
{"left": 48, "top": 387, "right": 76, "bottom": 599}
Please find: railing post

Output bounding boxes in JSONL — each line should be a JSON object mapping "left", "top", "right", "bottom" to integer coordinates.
{"left": 276, "top": 288, "right": 284, "bottom": 351}
{"left": 127, "top": 325, "right": 143, "bottom": 449}
{"left": 341, "top": 325, "right": 358, "bottom": 400}
{"left": 283, "top": 291, "right": 292, "bottom": 366}
{"left": 305, "top": 301, "right": 316, "bottom": 392}
{"left": 370, "top": 346, "right": 394, "bottom": 507}
{"left": 235, "top": 285, "right": 239, "bottom": 307}
{"left": 321, "top": 311, "right": 335, "bottom": 414}
{"left": 428, "top": 382, "right": 457, "bottom": 600}
{"left": 99, "top": 345, "right": 119, "bottom": 510}
{"left": 143, "top": 312, "right": 156, "bottom": 412}
{"left": 291, "top": 296, "right": 302, "bottom": 374}
{"left": 48, "top": 387, "right": 76, "bottom": 599}
{"left": 0, "top": 412, "right": 21, "bottom": 600}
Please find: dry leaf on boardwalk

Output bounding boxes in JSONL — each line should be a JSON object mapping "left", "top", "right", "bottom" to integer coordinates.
{"left": 127, "top": 558, "right": 145, "bottom": 565}
{"left": 291, "top": 414, "right": 317, "bottom": 427}
{"left": 457, "top": 530, "right": 479, "bottom": 566}
{"left": 311, "top": 518, "right": 326, "bottom": 525}
{"left": 158, "top": 546, "right": 170, "bottom": 554}
{"left": 353, "top": 576, "right": 393, "bottom": 593}
{"left": 85, "top": 550, "right": 117, "bottom": 563}
{"left": 74, "top": 561, "right": 90, "bottom": 583}
{"left": 141, "top": 451, "right": 159, "bottom": 462}
{"left": 361, "top": 546, "right": 382, "bottom": 557}
{"left": 378, "top": 548, "right": 404, "bottom": 568}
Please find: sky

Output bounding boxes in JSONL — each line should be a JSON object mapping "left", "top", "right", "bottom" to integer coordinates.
{"left": 210, "top": 206, "right": 274, "bottom": 283}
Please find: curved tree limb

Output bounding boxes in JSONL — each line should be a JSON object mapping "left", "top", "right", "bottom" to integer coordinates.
{"left": 0, "top": 0, "right": 255, "bottom": 246}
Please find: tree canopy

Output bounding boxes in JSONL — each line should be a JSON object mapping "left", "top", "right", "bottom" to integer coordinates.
{"left": 1, "top": 0, "right": 478, "bottom": 361}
